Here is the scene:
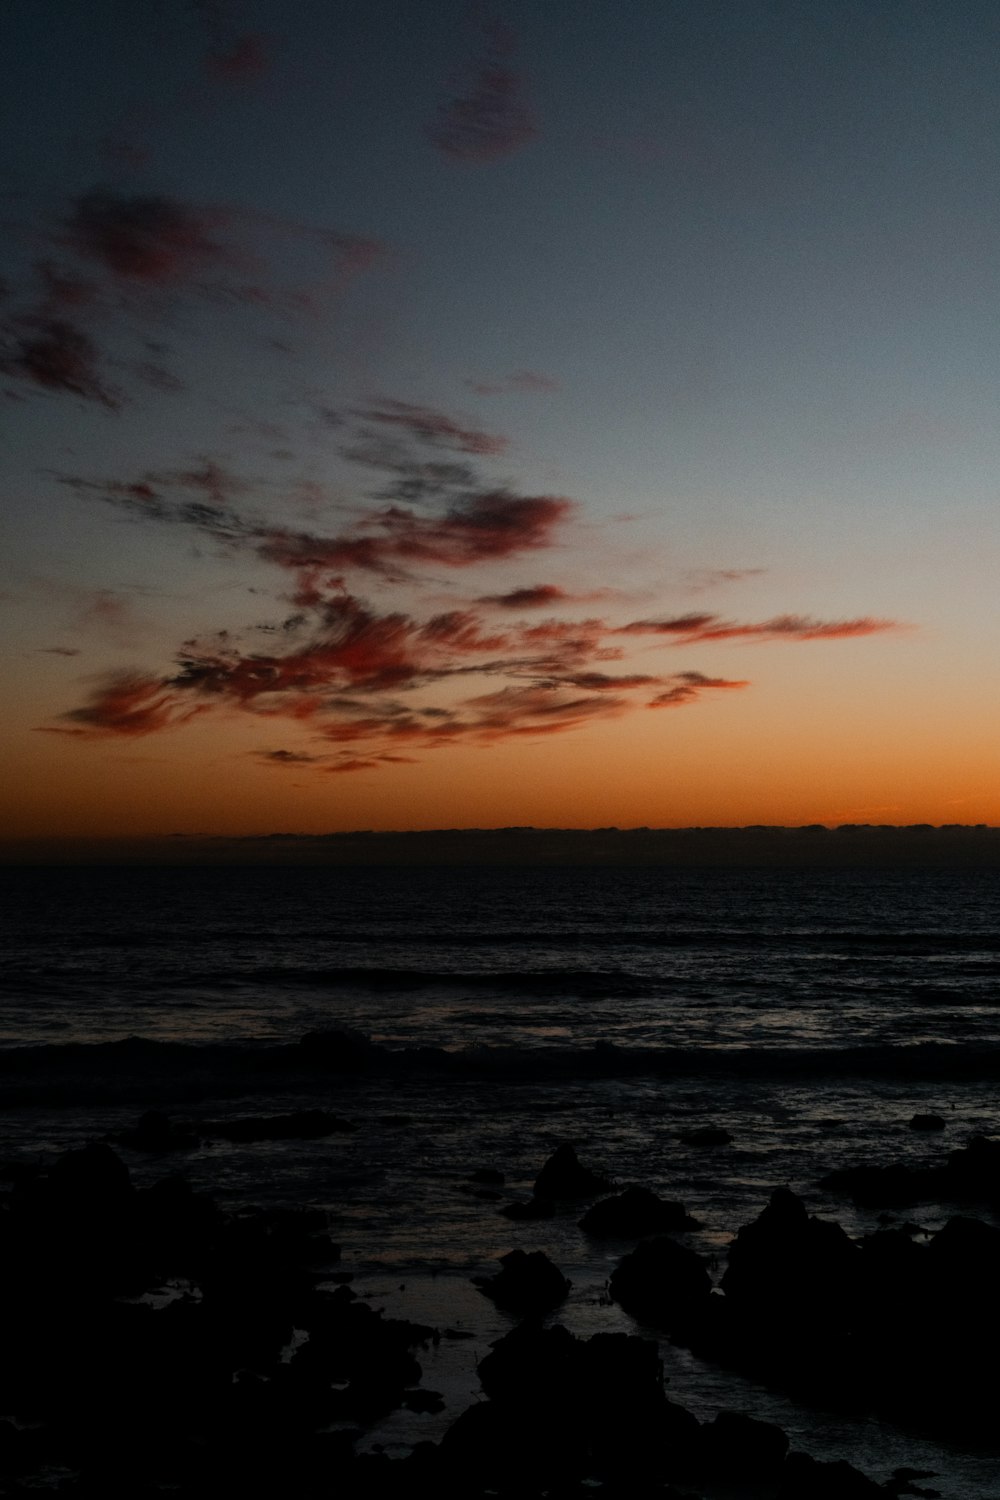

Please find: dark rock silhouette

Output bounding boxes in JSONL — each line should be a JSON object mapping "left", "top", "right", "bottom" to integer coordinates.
{"left": 442, "top": 1321, "right": 700, "bottom": 1486}
{"left": 204, "top": 1109, "right": 356, "bottom": 1142}
{"left": 499, "top": 1195, "right": 554, "bottom": 1220}
{"left": 473, "top": 1249, "right": 570, "bottom": 1314}
{"left": 116, "top": 1109, "right": 200, "bottom": 1152}
{"left": 679, "top": 1125, "right": 733, "bottom": 1146}
{"left": 721, "top": 1187, "right": 858, "bottom": 1330}
{"left": 822, "top": 1132, "right": 1000, "bottom": 1208}
{"left": 297, "top": 1027, "right": 380, "bottom": 1071}
{"left": 909, "top": 1112, "right": 946, "bottom": 1131}
{"left": 291, "top": 1285, "right": 433, "bottom": 1421}
{"left": 608, "top": 1233, "right": 712, "bottom": 1329}
{"left": 579, "top": 1185, "right": 700, "bottom": 1237}
{"left": 532, "top": 1142, "right": 613, "bottom": 1199}
{"left": 778, "top": 1450, "right": 884, "bottom": 1496}
{"left": 701, "top": 1409, "right": 788, "bottom": 1478}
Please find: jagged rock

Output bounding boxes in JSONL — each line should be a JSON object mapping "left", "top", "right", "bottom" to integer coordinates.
{"left": 609, "top": 1234, "right": 712, "bottom": 1327}
{"left": 701, "top": 1409, "right": 788, "bottom": 1477}
{"left": 47, "top": 1142, "right": 134, "bottom": 1212}
{"left": 909, "top": 1113, "right": 945, "bottom": 1131}
{"left": 297, "top": 1028, "right": 378, "bottom": 1071}
{"left": 580, "top": 1186, "right": 699, "bottom": 1238}
{"left": 533, "top": 1143, "right": 612, "bottom": 1200}
{"left": 721, "top": 1188, "right": 858, "bottom": 1328}
{"left": 679, "top": 1126, "right": 733, "bottom": 1147}
{"left": 778, "top": 1450, "right": 883, "bottom": 1497}
{"left": 443, "top": 1321, "right": 700, "bottom": 1486}
{"left": 819, "top": 1162, "right": 926, "bottom": 1206}
{"left": 473, "top": 1249, "right": 571, "bottom": 1314}
{"left": 500, "top": 1196, "right": 554, "bottom": 1220}
{"left": 204, "top": 1110, "right": 355, "bottom": 1142}
{"left": 116, "top": 1111, "right": 200, "bottom": 1152}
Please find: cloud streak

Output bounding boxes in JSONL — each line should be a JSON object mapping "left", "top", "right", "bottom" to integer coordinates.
{"left": 466, "top": 370, "right": 559, "bottom": 395}
{"left": 48, "top": 407, "right": 905, "bottom": 767}
{"left": 427, "top": 24, "right": 538, "bottom": 163}
{"left": 2, "top": 187, "right": 387, "bottom": 407}
{"left": 619, "top": 612, "right": 900, "bottom": 644}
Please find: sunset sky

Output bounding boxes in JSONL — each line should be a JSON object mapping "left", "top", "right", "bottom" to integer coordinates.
{"left": 4, "top": 0, "right": 1000, "bottom": 838}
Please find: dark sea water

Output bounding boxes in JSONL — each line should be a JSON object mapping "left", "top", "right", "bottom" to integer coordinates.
{"left": 3, "top": 863, "right": 1000, "bottom": 1495}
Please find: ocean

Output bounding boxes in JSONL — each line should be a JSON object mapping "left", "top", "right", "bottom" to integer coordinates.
{"left": 3, "top": 859, "right": 1000, "bottom": 1495}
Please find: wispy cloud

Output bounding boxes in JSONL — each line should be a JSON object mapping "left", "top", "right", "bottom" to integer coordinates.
{"left": 2, "top": 318, "right": 119, "bottom": 407}
{"left": 65, "top": 190, "right": 224, "bottom": 285}
{"left": 427, "top": 23, "right": 538, "bottom": 164}
{"left": 648, "top": 671, "right": 750, "bottom": 707}
{"left": 683, "top": 566, "right": 766, "bottom": 591}
{"left": 48, "top": 408, "right": 904, "bottom": 764}
{"left": 354, "top": 399, "right": 508, "bottom": 455}
{"left": 466, "top": 370, "right": 559, "bottom": 395}
{"left": 205, "top": 33, "right": 274, "bottom": 82}
{"left": 44, "top": 672, "right": 204, "bottom": 737}
{"left": 2, "top": 187, "right": 387, "bottom": 407}
{"left": 619, "top": 612, "right": 900, "bottom": 644}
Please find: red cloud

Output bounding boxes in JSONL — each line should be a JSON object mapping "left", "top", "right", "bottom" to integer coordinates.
{"left": 648, "top": 672, "right": 750, "bottom": 707}
{"left": 479, "top": 584, "right": 570, "bottom": 609}
{"left": 467, "top": 370, "right": 560, "bottom": 395}
{"left": 66, "top": 190, "right": 223, "bottom": 284}
{"left": 51, "top": 673, "right": 201, "bottom": 737}
{"left": 427, "top": 25, "right": 538, "bottom": 163}
{"left": 356, "top": 400, "right": 508, "bottom": 455}
{"left": 173, "top": 597, "right": 420, "bottom": 703}
{"left": 206, "top": 34, "right": 273, "bottom": 81}
{"left": 2, "top": 318, "right": 119, "bottom": 408}
{"left": 618, "top": 613, "right": 717, "bottom": 636}
{"left": 50, "top": 432, "right": 906, "bottom": 768}
{"left": 259, "top": 492, "right": 573, "bottom": 580}
{"left": 620, "top": 613, "right": 899, "bottom": 644}
{"left": 255, "top": 748, "right": 321, "bottom": 765}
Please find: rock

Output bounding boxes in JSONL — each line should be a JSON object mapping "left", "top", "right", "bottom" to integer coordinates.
{"left": 533, "top": 1143, "right": 612, "bottom": 1200}
{"left": 473, "top": 1249, "right": 571, "bottom": 1315}
{"left": 819, "top": 1162, "right": 926, "bottom": 1206}
{"left": 940, "top": 1134, "right": 1000, "bottom": 1197}
{"left": 297, "top": 1028, "right": 378, "bottom": 1071}
{"left": 48, "top": 1143, "right": 134, "bottom": 1212}
{"left": 205, "top": 1110, "right": 355, "bottom": 1142}
{"left": 116, "top": 1111, "right": 200, "bottom": 1152}
{"left": 609, "top": 1235, "right": 712, "bottom": 1327}
{"left": 579, "top": 1186, "right": 700, "bottom": 1238}
{"left": 451, "top": 1321, "right": 702, "bottom": 1485}
{"left": 701, "top": 1409, "right": 788, "bottom": 1478}
{"left": 500, "top": 1196, "right": 554, "bottom": 1220}
{"left": 402, "top": 1388, "right": 445, "bottom": 1413}
{"left": 909, "top": 1113, "right": 946, "bottom": 1131}
{"left": 470, "top": 1167, "right": 505, "bottom": 1185}
{"left": 679, "top": 1126, "right": 733, "bottom": 1147}
{"left": 721, "top": 1188, "right": 858, "bottom": 1330}
{"left": 778, "top": 1450, "right": 883, "bottom": 1497}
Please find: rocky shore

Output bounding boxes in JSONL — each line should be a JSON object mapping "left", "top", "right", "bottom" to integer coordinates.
{"left": 5, "top": 1127, "right": 992, "bottom": 1498}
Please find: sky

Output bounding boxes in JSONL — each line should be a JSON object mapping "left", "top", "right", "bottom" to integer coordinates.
{"left": 3, "top": 0, "right": 999, "bottom": 838}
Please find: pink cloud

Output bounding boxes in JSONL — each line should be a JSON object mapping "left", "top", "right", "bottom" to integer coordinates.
{"left": 478, "top": 584, "right": 571, "bottom": 609}
{"left": 467, "top": 370, "right": 560, "bottom": 395}
{"left": 206, "top": 34, "right": 273, "bottom": 82}
{"left": 427, "top": 24, "right": 538, "bottom": 163}
{"left": 48, "top": 672, "right": 203, "bottom": 737}
{"left": 648, "top": 672, "right": 750, "bottom": 707}
{"left": 2, "top": 318, "right": 119, "bottom": 408}
{"left": 619, "top": 613, "right": 900, "bottom": 644}
{"left": 356, "top": 399, "right": 508, "bottom": 455}
{"left": 66, "top": 190, "right": 224, "bottom": 284}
